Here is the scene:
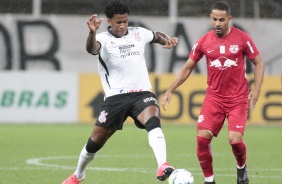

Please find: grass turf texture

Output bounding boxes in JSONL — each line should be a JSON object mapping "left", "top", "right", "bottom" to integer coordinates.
{"left": 0, "top": 123, "right": 281, "bottom": 184}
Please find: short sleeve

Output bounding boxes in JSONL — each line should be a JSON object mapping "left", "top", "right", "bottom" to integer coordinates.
{"left": 242, "top": 33, "right": 259, "bottom": 60}
{"left": 189, "top": 38, "right": 204, "bottom": 62}
{"left": 137, "top": 27, "right": 154, "bottom": 43}
{"left": 96, "top": 32, "right": 108, "bottom": 46}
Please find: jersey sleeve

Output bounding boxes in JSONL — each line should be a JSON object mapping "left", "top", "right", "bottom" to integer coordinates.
{"left": 138, "top": 27, "right": 154, "bottom": 43}
{"left": 189, "top": 37, "right": 204, "bottom": 62}
{"left": 242, "top": 32, "right": 259, "bottom": 60}
{"left": 94, "top": 32, "right": 109, "bottom": 55}
{"left": 96, "top": 32, "right": 108, "bottom": 46}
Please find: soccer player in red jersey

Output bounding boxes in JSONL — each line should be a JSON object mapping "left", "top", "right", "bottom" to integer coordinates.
{"left": 162, "top": 1, "right": 264, "bottom": 184}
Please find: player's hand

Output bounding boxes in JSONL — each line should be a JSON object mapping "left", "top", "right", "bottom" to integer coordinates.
{"left": 87, "top": 14, "right": 104, "bottom": 32}
{"left": 163, "top": 37, "right": 178, "bottom": 49}
{"left": 162, "top": 92, "right": 172, "bottom": 111}
{"left": 248, "top": 90, "right": 260, "bottom": 110}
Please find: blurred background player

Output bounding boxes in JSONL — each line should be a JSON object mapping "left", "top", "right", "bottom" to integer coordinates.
{"left": 162, "top": 1, "right": 264, "bottom": 184}
{"left": 62, "top": 0, "right": 178, "bottom": 183}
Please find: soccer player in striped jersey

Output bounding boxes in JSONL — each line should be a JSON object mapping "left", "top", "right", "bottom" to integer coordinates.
{"left": 62, "top": 0, "right": 178, "bottom": 183}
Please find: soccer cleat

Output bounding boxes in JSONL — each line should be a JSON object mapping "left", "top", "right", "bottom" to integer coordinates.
{"left": 62, "top": 174, "right": 85, "bottom": 184}
{"left": 156, "top": 162, "right": 175, "bottom": 181}
{"left": 237, "top": 165, "right": 249, "bottom": 184}
{"left": 204, "top": 181, "right": 216, "bottom": 184}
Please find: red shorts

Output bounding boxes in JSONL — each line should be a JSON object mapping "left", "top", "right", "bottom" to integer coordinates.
{"left": 197, "top": 97, "right": 249, "bottom": 136}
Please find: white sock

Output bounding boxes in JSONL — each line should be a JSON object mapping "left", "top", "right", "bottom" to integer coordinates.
{"left": 74, "top": 145, "right": 96, "bottom": 180}
{"left": 205, "top": 175, "right": 214, "bottom": 182}
{"left": 237, "top": 164, "right": 246, "bottom": 169}
{"left": 148, "top": 127, "right": 167, "bottom": 167}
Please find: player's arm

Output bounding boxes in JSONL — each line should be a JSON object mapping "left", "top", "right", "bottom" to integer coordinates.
{"left": 86, "top": 14, "right": 103, "bottom": 54}
{"left": 153, "top": 31, "right": 178, "bottom": 49}
{"left": 86, "top": 31, "right": 101, "bottom": 54}
{"left": 248, "top": 55, "right": 264, "bottom": 110}
{"left": 162, "top": 58, "right": 197, "bottom": 111}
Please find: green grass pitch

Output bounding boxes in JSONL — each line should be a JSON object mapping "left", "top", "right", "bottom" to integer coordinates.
{"left": 0, "top": 123, "right": 281, "bottom": 184}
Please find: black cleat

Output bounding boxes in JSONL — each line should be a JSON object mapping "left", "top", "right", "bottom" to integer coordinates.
{"left": 237, "top": 165, "right": 249, "bottom": 184}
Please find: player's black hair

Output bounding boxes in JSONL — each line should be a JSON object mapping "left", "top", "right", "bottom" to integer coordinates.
{"left": 211, "top": 1, "right": 231, "bottom": 16}
{"left": 104, "top": 0, "right": 130, "bottom": 19}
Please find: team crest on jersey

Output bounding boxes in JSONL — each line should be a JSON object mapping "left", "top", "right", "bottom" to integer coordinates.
{"left": 134, "top": 32, "right": 141, "bottom": 41}
{"left": 98, "top": 110, "right": 108, "bottom": 123}
{"left": 229, "top": 45, "right": 239, "bottom": 53}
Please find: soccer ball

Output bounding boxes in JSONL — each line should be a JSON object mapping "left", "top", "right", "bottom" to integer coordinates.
{"left": 168, "top": 169, "right": 194, "bottom": 184}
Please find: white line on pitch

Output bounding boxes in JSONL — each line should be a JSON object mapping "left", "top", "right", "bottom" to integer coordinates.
{"left": 20, "top": 155, "right": 282, "bottom": 179}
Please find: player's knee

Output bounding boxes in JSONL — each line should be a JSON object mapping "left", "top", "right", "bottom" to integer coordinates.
{"left": 85, "top": 137, "right": 103, "bottom": 153}
{"left": 228, "top": 132, "right": 243, "bottom": 144}
{"left": 144, "top": 116, "right": 161, "bottom": 132}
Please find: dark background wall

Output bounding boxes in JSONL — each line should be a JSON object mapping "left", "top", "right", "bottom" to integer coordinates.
{"left": 1, "top": 0, "right": 282, "bottom": 18}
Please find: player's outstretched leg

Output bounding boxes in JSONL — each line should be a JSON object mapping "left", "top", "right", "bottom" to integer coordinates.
{"left": 144, "top": 116, "right": 175, "bottom": 181}
{"left": 157, "top": 162, "right": 175, "bottom": 181}
{"left": 237, "top": 165, "right": 249, "bottom": 184}
{"left": 62, "top": 137, "right": 101, "bottom": 184}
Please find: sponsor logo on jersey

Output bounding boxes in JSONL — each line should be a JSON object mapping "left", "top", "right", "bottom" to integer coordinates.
{"left": 120, "top": 51, "right": 140, "bottom": 58}
{"left": 119, "top": 44, "right": 140, "bottom": 58}
{"left": 143, "top": 97, "right": 158, "bottom": 105}
{"left": 229, "top": 45, "right": 239, "bottom": 53}
{"left": 119, "top": 44, "right": 134, "bottom": 50}
{"left": 209, "top": 56, "right": 238, "bottom": 70}
{"left": 98, "top": 110, "right": 108, "bottom": 123}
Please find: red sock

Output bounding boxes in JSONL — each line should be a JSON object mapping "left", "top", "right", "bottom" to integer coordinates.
{"left": 230, "top": 141, "right": 246, "bottom": 167}
{"left": 196, "top": 136, "right": 213, "bottom": 177}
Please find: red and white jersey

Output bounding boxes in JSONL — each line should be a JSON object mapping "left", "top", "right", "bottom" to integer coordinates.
{"left": 96, "top": 27, "right": 154, "bottom": 98}
{"left": 190, "top": 27, "right": 259, "bottom": 100}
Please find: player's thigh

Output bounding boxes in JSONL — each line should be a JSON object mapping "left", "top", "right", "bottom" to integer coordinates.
{"left": 137, "top": 105, "right": 159, "bottom": 124}
{"left": 96, "top": 94, "right": 128, "bottom": 129}
{"left": 130, "top": 91, "right": 160, "bottom": 127}
{"left": 197, "top": 98, "right": 225, "bottom": 137}
{"left": 227, "top": 101, "right": 248, "bottom": 135}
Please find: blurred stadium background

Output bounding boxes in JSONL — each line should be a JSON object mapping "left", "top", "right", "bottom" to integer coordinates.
{"left": 0, "top": 0, "right": 281, "bottom": 124}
